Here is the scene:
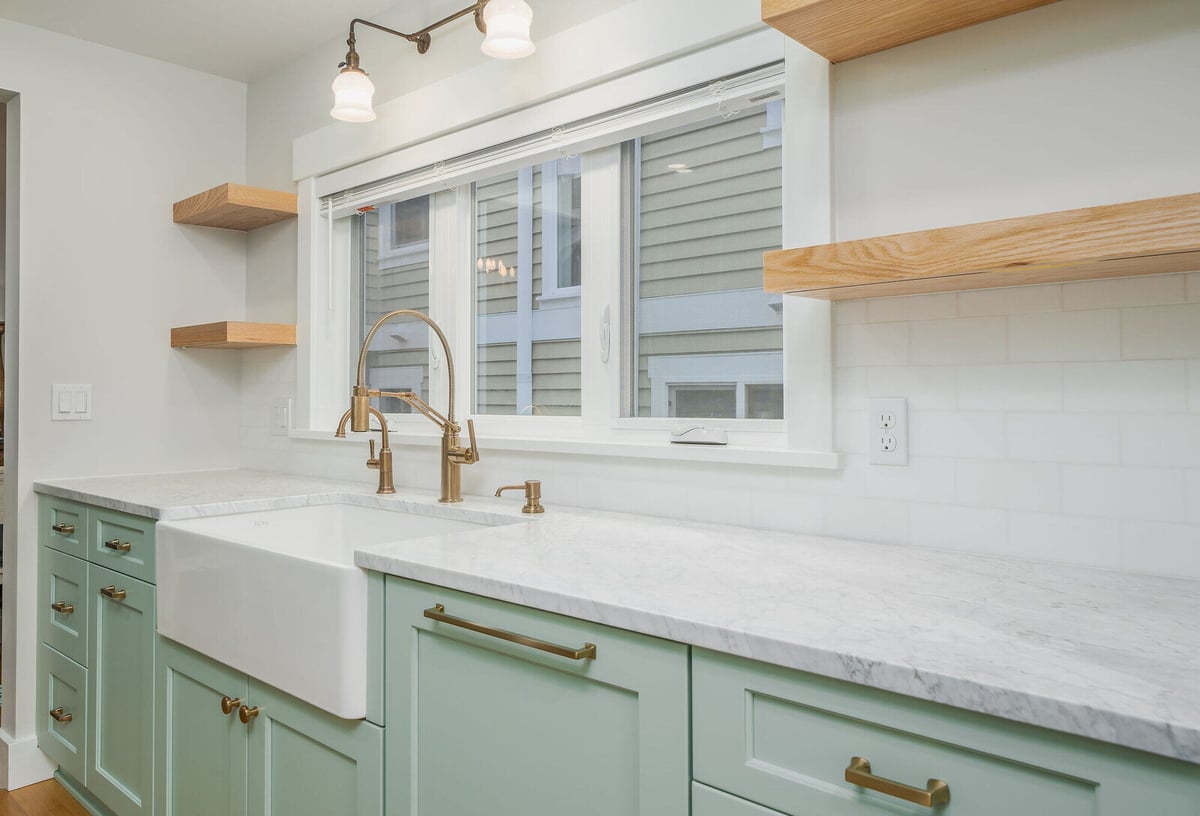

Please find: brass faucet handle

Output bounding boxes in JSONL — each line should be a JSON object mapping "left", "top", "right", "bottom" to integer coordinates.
{"left": 495, "top": 479, "right": 544, "bottom": 514}
{"left": 366, "top": 439, "right": 379, "bottom": 469}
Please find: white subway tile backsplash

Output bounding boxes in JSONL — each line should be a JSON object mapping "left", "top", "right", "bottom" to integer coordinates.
{"left": 834, "top": 300, "right": 868, "bottom": 325}
{"left": 834, "top": 367, "right": 868, "bottom": 412}
{"left": 910, "top": 316, "right": 1007, "bottom": 365}
{"left": 1120, "top": 414, "right": 1200, "bottom": 468}
{"left": 750, "top": 492, "right": 825, "bottom": 535}
{"left": 1191, "top": 361, "right": 1200, "bottom": 412}
{"left": 956, "top": 460, "right": 1061, "bottom": 512}
{"left": 865, "top": 292, "right": 957, "bottom": 323}
{"left": 1120, "top": 520, "right": 1200, "bottom": 580}
{"left": 865, "top": 457, "right": 956, "bottom": 504}
{"left": 835, "top": 322, "right": 910, "bottom": 368}
{"left": 1062, "top": 361, "right": 1188, "bottom": 414}
{"left": 1007, "top": 413, "right": 1121, "bottom": 464}
{"left": 1007, "top": 512, "right": 1124, "bottom": 570}
{"left": 1008, "top": 310, "right": 1121, "bottom": 362}
{"left": 909, "top": 504, "right": 1006, "bottom": 554}
{"left": 836, "top": 410, "right": 867, "bottom": 454}
{"left": 1062, "top": 465, "right": 1188, "bottom": 522}
{"left": 958, "top": 284, "right": 1062, "bottom": 317}
{"left": 1188, "top": 471, "right": 1200, "bottom": 524}
{"left": 1062, "top": 274, "right": 1187, "bottom": 311}
{"left": 1121, "top": 303, "right": 1200, "bottom": 360}
{"left": 910, "top": 411, "right": 1006, "bottom": 459}
{"left": 957, "top": 364, "right": 1062, "bottom": 411}
{"left": 823, "top": 497, "right": 909, "bottom": 545}
{"left": 866, "top": 366, "right": 958, "bottom": 410}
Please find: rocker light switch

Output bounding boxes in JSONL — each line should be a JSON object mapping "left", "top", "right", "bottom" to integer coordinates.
{"left": 52, "top": 384, "right": 93, "bottom": 421}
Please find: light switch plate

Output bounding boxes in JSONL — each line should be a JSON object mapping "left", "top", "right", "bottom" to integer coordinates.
{"left": 52, "top": 384, "right": 93, "bottom": 421}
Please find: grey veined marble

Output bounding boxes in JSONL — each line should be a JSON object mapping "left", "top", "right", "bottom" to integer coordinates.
{"left": 36, "top": 469, "right": 1200, "bottom": 764}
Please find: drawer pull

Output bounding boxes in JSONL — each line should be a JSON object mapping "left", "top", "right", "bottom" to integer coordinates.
{"left": 221, "top": 696, "right": 241, "bottom": 716}
{"left": 100, "top": 585, "right": 127, "bottom": 601}
{"left": 50, "top": 601, "right": 76, "bottom": 615}
{"left": 238, "top": 705, "right": 260, "bottom": 724}
{"left": 51, "top": 522, "right": 76, "bottom": 535}
{"left": 423, "top": 603, "right": 597, "bottom": 661}
{"left": 845, "top": 756, "right": 949, "bottom": 808}
{"left": 104, "top": 538, "right": 133, "bottom": 553}
{"left": 50, "top": 707, "right": 74, "bottom": 724}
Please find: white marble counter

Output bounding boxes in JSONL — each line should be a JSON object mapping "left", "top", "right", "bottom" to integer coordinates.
{"left": 35, "top": 469, "right": 1200, "bottom": 765}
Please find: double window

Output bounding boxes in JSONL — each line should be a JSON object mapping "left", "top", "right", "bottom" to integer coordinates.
{"left": 342, "top": 74, "right": 784, "bottom": 435}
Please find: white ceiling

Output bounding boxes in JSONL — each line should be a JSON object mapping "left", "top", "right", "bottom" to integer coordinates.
{"left": 0, "top": 0, "right": 445, "bottom": 81}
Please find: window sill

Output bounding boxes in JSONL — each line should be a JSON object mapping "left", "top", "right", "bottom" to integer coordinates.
{"left": 290, "top": 428, "right": 840, "bottom": 469}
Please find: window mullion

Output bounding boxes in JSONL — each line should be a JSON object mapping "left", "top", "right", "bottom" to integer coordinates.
{"left": 579, "top": 145, "right": 624, "bottom": 425}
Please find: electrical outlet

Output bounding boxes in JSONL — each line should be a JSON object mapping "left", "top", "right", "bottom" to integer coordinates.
{"left": 868, "top": 397, "right": 907, "bottom": 465}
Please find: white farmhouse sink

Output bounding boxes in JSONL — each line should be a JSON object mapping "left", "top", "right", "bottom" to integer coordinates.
{"left": 156, "top": 503, "right": 493, "bottom": 719}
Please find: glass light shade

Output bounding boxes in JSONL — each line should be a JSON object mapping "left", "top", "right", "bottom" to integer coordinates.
{"left": 480, "top": 0, "right": 535, "bottom": 59}
{"left": 330, "top": 68, "right": 377, "bottom": 122}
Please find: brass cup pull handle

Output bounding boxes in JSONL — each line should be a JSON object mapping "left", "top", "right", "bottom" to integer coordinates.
{"left": 50, "top": 707, "right": 73, "bottom": 724}
{"left": 99, "top": 585, "right": 127, "bottom": 601}
{"left": 238, "top": 705, "right": 260, "bottom": 724}
{"left": 104, "top": 538, "right": 133, "bottom": 553}
{"left": 845, "top": 756, "right": 949, "bottom": 808}
{"left": 50, "top": 601, "right": 76, "bottom": 615}
{"left": 220, "top": 696, "right": 241, "bottom": 716}
{"left": 423, "top": 604, "right": 597, "bottom": 661}
{"left": 52, "top": 522, "right": 76, "bottom": 535}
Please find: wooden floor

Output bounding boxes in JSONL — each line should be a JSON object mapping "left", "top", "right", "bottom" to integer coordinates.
{"left": 0, "top": 779, "right": 90, "bottom": 816}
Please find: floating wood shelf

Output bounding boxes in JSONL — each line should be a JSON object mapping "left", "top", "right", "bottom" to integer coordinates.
{"left": 764, "top": 193, "right": 1200, "bottom": 300}
{"left": 171, "top": 322, "right": 297, "bottom": 349}
{"left": 762, "top": 0, "right": 1061, "bottom": 63}
{"left": 173, "top": 183, "right": 297, "bottom": 231}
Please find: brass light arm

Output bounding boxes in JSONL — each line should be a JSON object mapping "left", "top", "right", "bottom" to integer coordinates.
{"left": 345, "top": 3, "right": 486, "bottom": 60}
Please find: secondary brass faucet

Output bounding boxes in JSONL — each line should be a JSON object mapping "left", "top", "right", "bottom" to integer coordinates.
{"left": 335, "top": 310, "right": 479, "bottom": 501}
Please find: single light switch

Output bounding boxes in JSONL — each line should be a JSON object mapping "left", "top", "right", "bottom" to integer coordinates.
{"left": 52, "top": 384, "right": 93, "bottom": 421}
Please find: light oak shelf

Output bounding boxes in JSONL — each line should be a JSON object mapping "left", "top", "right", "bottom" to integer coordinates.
{"left": 764, "top": 193, "right": 1200, "bottom": 300}
{"left": 171, "top": 322, "right": 296, "bottom": 349}
{"left": 173, "top": 183, "right": 297, "bottom": 231}
{"left": 762, "top": 0, "right": 1061, "bottom": 63}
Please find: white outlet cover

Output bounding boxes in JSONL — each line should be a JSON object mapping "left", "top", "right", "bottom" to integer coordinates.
{"left": 868, "top": 397, "right": 907, "bottom": 465}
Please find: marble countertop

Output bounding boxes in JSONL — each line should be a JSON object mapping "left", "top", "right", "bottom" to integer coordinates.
{"left": 36, "top": 469, "right": 1200, "bottom": 764}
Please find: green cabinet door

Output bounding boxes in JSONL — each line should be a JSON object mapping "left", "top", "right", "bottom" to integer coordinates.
{"left": 37, "top": 643, "right": 89, "bottom": 784}
{"left": 246, "top": 679, "right": 384, "bottom": 816}
{"left": 88, "top": 563, "right": 156, "bottom": 816}
{"left": 156, "top": 637, "right": 249, "bottom": 816}
{"left": 384, "top": 577, "right": 689, "bottom": 816}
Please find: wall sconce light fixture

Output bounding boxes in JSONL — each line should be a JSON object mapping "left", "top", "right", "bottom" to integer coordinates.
{"left": 331, "top": 0, "right": 535, "bottom": 123}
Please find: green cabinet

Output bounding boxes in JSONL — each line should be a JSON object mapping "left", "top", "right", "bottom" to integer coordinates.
{"left": 383, "top": 577, "right": 689, "bottom": 816}
{"left": 692, "top": 648, "right": 1200, "bottom": 816}
{"left": 37, "top": 495, "right": 158, "bottom": 816}
{"left": 156, "top": 636, "right": 384, "bottom": 816}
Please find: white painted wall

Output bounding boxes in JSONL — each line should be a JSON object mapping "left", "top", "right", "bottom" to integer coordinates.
{"left": 0, "top": 20, "right": 248, "bottom": 787}
{"left": 240, "top": 0, "right": 1200, "bottom": 585}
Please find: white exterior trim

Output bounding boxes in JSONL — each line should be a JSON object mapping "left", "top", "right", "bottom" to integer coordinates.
{"left": 648, "top": 352, "right": 783, "bottom": 418}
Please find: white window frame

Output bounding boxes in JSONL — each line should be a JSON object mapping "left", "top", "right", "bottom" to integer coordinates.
{"left": 293, "top": 37, "right": 837, "bottom": 469}
{"left": 649, "top": 352, "right": 783, "bottom": 418}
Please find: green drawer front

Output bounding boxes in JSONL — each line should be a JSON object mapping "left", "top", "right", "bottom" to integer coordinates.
{"left": 41, "top": 548, "right": 90, "bottom": 666}
{"left": 694, "top": 650, "right": 1147, "bottom": 816}
{"left": 41, "top": 496, "right": 88, "bottom": 558}
{"left": 90, "top": 508, "right": 155, "bottom": 583}
{"left": 692, "top": 783, "right": 786, "bottom": 816}
{"left": 38, "top": 644, "right": 88, "bottom": 784}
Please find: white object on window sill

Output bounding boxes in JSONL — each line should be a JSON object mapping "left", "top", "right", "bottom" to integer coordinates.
{"left": 289, "top": 428, "right": 839, "bottom": 469}
{"left": 535, "top": 289, "right": 581, "bottom": 310}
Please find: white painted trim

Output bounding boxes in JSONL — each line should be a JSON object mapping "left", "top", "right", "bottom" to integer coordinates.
{"left": 648, "top": 352, "right": 783, "bottom": 418}
{"left": 0, "top": 731, "right": 55, "bottom": 790}
{"left": 639, "top": 289, "right": 782, "bottom": 335}
{"left": 515, "top": 166, "right": 534, "bottom": 414}
{"left": 477, "top": 307, "right": 581, "bottom": 346}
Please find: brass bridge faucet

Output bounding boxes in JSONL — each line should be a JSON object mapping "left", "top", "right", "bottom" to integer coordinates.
{"left": 336, "top": 310, "right": 479, "bottom": 501}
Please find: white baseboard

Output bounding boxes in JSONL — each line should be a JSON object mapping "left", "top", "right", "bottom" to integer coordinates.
{"left": 0, "top": 729, "right": 57, "bottom": 790}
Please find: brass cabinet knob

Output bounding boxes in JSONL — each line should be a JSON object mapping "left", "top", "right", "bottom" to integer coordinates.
{"left": 50, "top": 601, "right": 76, "bottom": 615}
{"left": 51, "top": 522, "right": 76, "bottom": 535}
{"left": 220, "top": 696, "right": 241, "bottom": 716}
{"left": 99, "top": 585, "right": 127, "bottom": 601}
{"left": 238, "top": 705, "right": 260, "bottom": 724}
{"left": 50, "top": 707, "right": 73, "bottom": 724}
{"left": 104, "top": 538, "right": 133, "bottom": 553}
